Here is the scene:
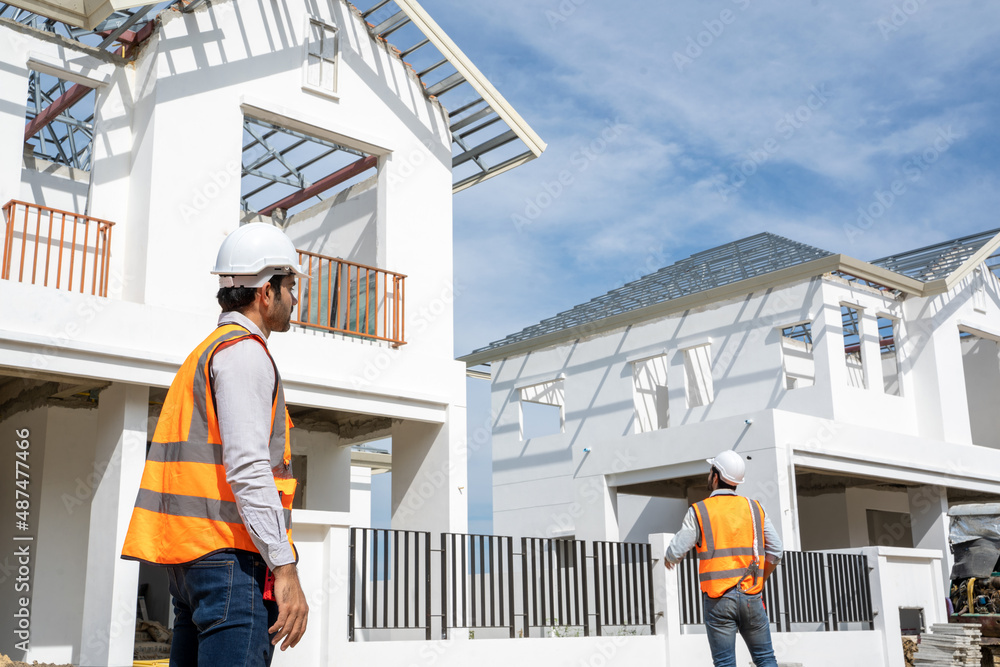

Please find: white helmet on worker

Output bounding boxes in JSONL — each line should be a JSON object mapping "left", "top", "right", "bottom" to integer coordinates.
{"left": 212, "top": 223, "right": 308, "bottom": 288}
{"left": 706, "top": 450, "right": 746, "bottom": 485}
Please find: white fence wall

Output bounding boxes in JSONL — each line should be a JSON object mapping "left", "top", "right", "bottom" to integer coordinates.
{"left": 268, "top": 528, "right": 946, "bottom": 666}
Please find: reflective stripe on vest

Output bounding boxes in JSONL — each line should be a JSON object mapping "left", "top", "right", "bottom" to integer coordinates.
{"left": 122, "top": 324, "right": 297, "bottom": 566}
{"left": 693, "top": 495, "right": 766, "bottom": 597}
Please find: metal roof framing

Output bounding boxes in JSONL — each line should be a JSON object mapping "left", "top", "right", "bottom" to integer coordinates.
{"left": 460, "top": 229, "right": 1000, "bottom": 366}
{"left": 241, "top": 116, "right": 376, "bottom": 216}
{"left": 0, "top": 2, "right": 166, "bottom": 43}
{"left": 24, "top": 70, "right": 95, "bottom": 171}
{"left": 354, "top": 0, "right": 546, "bottom": 193}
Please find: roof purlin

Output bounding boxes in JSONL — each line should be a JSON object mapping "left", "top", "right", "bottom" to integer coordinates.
{"left": 921, "top": 230, "right": 1000, "bottom": 296}
{"left": 458, "top": 254, "right": 938, "bottom": 366}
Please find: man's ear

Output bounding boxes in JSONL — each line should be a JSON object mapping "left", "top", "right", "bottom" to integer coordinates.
{"left": 258, "top": 282, "right": 273, "bottom": 306}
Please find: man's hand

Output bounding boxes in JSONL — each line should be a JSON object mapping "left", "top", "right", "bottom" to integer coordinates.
{"left": 763, "top": 559, "right": 778, "bottom": 583}
{"left": 664, "top": 558, "right": 676, "bottom": 570}
{"left": 269, "top": 564, "right": 309, "bottom": 650}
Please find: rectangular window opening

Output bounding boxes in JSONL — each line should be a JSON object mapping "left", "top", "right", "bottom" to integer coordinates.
{"left": 780, "top": 322, "right": 814, "bottom": 390}
{"left": 519, "top": 379, "right": 564, "bottom": 440}
{"left": 842, "top": 305, "right": 866, "bottom": 389}
{"left": 959, "top": 329, "right": 1000, "bottom": 449}
{"left": 683, "top": 344, "right": 714, "bottom": 408}
{"left": 304, "top": 18, "right": 339, "bottom": 96}
{"left": 632, "top": 355, "right": 669, "bottom": 433}
{"left": 878, "top": 315, "right": 901, "bottom": 396}
{"left": 24, "top": 70, "right": 95, "bottom": 171}
{"left": 241, "top": 116, "right": 376, "bottom": 218}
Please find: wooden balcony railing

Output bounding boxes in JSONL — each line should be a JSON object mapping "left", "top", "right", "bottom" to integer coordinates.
{"left": 294, "top": 250, "right": 406, "bottom": 346}
{"left": 2, "top": 200, "right": 114, "bottom": 297}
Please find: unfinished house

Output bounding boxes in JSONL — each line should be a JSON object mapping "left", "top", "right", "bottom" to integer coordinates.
{"left": 461, "top": 230, "right": 1000, "bottom": 591}
{"left": 0, "top": 0, "right": 543, "bottom": 664}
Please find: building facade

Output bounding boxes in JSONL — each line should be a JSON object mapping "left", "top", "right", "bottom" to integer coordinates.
{"left": 0, "top": 0, "right": 542, "bottom": 664}
{"left": 462, "top": 231, "right": 1000, "bottom": 591}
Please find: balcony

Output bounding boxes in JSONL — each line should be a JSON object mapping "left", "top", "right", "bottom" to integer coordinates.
{"left": 294, "top": 250, "right": 406, "bottom": 347}
{"left": 1, "top": 199, "right": 114, "bottom": 297}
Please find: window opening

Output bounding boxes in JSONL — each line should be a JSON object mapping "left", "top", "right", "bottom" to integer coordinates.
{"left": 305, "top": 18, "right": 339, "bottom": 95}
{"left": 241, "top": 116, "right": 376, "bottom": 217}
{"left": 632, "top": 355, "right": 669, "bottom": 432}
{"left": 24, "top": 70, "right": 95, "bottom": 171}
{"left": 842, "top": 306, "right": 866, "bottom": 389}
{"left": 683, "top": 344, "right": 714, "bottom": 407}
{"left": 780, "top": 322, "right": 814, "bottom": 389}
{"left": 519, "top": 380, "right": 564, "bottom": 440}
{"left": 959, "top": 329, "right": 1000, "bottom": 449}
{"left": 878, "top": 316, "right": 901, "bottom": 396}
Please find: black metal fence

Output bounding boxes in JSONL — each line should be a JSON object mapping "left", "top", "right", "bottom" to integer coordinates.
{"left": 349, "top": 531, "right": 655, "bottom": 640}
{"left": 348, "top": 528, "right": 432, "bottom": 640}
{"left": 592, "top": 541, "right": 656, "bottom": 635}
{"left": 522, "top": 537, "right": 589, "bottom": 636}
{"left": 678, "top": 549, "right": 874, "bottom": 632}
{"left": 441, "top": 533, "right": 516, "bottom": 638}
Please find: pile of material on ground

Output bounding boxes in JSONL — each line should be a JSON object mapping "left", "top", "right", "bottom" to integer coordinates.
{"left": 134, "top": 619, "right": 171, "bottom": 660}
{"left": 0, "top": 655, "right": 72, "bottom": 667}
{"left": 903, "top": 636, "right": 918, "bottom": 667}
{"left": 913, "top": 623, "right": 981, "bottom": 666}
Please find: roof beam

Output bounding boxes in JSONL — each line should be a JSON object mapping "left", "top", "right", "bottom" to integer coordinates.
{"left": 259, "top": 154, "right": 377, "bottom": 216}
{"left": 24, "top": 82, "right": 90, "bottom": 142}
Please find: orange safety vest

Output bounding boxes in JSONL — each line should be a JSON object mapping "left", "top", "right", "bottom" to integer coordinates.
{"left": 693, "top": 494, "right": 766, "bottom": 597}
{"left": 122, "top": 323, "right": 297, "bottom": 566}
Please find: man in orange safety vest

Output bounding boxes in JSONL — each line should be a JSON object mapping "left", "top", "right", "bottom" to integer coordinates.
{"left": 664, "top": 450, "right": 783, "bottom": 667}
{"left": 123, "top": 223, "right": 309, "bottom": 666}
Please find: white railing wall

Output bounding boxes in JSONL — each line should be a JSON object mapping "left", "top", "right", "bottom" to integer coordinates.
{"left": 269, "top": 528, "right": 945, "bottom": 667}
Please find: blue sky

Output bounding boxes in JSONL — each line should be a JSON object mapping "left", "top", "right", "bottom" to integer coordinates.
{"left": 371, "top": 0, "right": 1000, "bottom": 533}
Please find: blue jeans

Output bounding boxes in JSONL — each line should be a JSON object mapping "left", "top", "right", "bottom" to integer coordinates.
{"left": 167, "top": 551, "right": 278, "bottom": 667}
{"left": 703, "top": 588, "right": 778, "bottom": 667}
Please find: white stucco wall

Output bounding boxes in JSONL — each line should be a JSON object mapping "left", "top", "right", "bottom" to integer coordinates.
{"left": 490, "top": 268, "right": 1000, "bottom": 549}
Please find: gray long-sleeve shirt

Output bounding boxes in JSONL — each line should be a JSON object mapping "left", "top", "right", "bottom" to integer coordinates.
{"left": 665, "top": 490, "right": 783, "bottom": 565}
{"left": 212, "top": 311, "right": 294, "bottom": 570}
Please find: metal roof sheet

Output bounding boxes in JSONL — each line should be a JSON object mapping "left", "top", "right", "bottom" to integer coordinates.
{"left": 468, "top": 228, "right": 1000, "bottom": 362}
{"left": 468, "top": 233, "right": 834, "bottom": 357}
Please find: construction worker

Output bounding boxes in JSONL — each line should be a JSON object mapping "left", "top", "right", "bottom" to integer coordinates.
{"left": 123, "top": 223, "right": 309, "bottom": 666}
{"left": 664, "top": 450, "right": 783, "bottom": 667}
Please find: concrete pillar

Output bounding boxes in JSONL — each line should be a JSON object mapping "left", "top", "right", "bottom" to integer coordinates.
{"left": 79, "top": 383, "right": 149, "bottom": 667}
{"left": 390, "top": 406, "right": 467, "bottom": 533}
{"left": 650, "top": 533, "right": 681, "bottom": 667}
{"left": 350, "top": 466, "right": 372, "bottom": 528}
{"left": 908, "top": 485, "right": 952, "bottom": 589}
{"left": 737, "top": 441, "right": 800, "bottom": 552}
{"left": 811, "top": 292, "right": 845, "bottom": 393}
{"left": 571, "top": 474, "right": 619, "bottom": 542}
{"left": 902, "top": 307, "right": 974, "bottom": 444}
{"left": 0, "top": 28, "right": 30, "bottom": 207}
{"left": 859, "top": 308, "right": 883, "bottom": 393}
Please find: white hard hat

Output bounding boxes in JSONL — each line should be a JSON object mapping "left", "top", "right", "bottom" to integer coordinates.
{"left": 706, "top": 450, "right": 746, "bottom": 485}
{"left": 212, "top": 223, "right": 308, "bottom": 288}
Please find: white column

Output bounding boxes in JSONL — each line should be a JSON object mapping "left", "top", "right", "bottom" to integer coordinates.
{"left": 650, "top": 533, "right": 681, "bottom": 667}
{"left": 391, "top": 405, "right": 467, "bottom": 533}
{"left": 79, "top": 383, "right": 148, "bottom": 667}
{"left": 908, "top": 484, "right": 952, "bottom": 590}
{"left": 571, "top": 474, "right": 619, "bottom": 542}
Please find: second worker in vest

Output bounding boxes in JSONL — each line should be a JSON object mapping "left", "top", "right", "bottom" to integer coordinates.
{"left": 122, "top": 223, "right": 310, "bottom": 666}
{"left": 664, "top": 450, "right": 783, "bottom": 667}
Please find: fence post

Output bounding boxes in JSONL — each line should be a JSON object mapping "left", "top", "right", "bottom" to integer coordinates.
{"left": 650, "top": 533, "right": 681, "bottom": 667}
{"left": 858, "top": 546, "right": 902, "bottom": 667}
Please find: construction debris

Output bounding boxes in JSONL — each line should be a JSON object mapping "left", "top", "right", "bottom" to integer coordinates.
{"left": 904, "top": 636, "right": 918, "bottom": 667}
{"left": 913, "top": 623, "right": 982, "bottom": 666}
{"left": 133, "top": 619, "right": 171, "bottom": 660}
{"left": 0, "top": 654, "right": 72, "bottom": 667}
